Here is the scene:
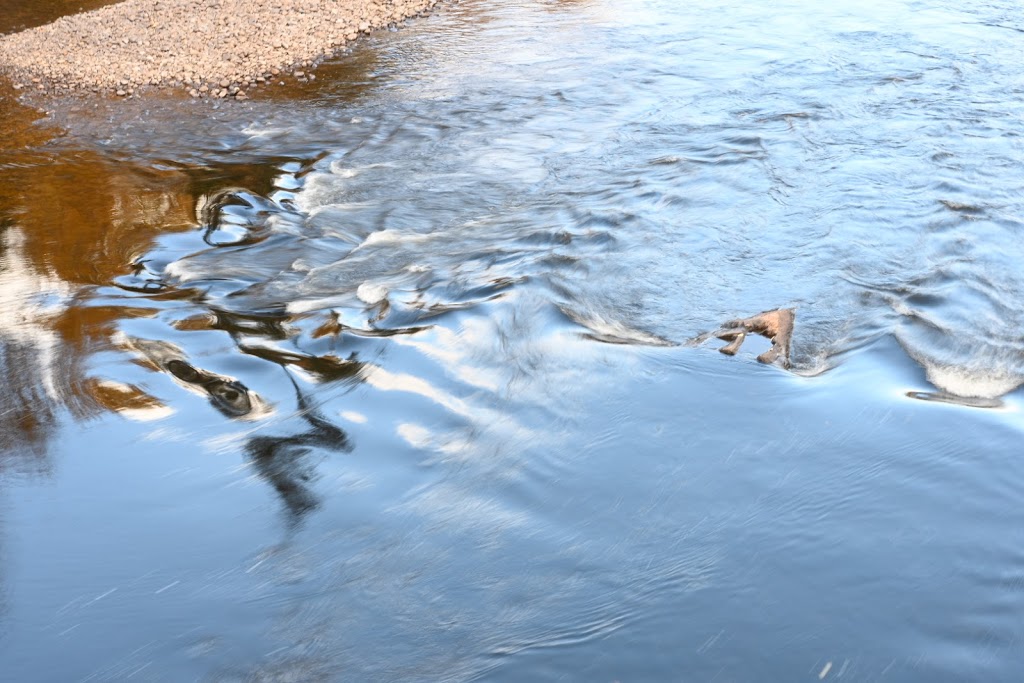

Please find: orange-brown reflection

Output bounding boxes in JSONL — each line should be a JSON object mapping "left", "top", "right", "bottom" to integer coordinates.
{"left": 5, "top": 159, "right": 195, "bottom": 283}
{"left": 0, "top": 146, "right": 200, "bottom": 460}
{"left": 0, "top": 88, "right": 54, "bottom": 150}
{"left": 0, "top": 112, "right": 304, "bottom": 463}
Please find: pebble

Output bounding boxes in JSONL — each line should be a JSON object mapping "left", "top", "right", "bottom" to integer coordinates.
{"left": 0, "top": 0, "right": 442, "bottom": 98}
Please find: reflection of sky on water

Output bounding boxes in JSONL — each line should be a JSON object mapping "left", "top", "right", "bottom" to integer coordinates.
{"left": 1, "top": 0, "right": 1024, "bottom": 680}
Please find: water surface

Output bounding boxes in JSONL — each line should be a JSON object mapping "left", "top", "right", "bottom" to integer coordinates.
{"left": 2, "top": 0, "right": 1024, "bottom": 680}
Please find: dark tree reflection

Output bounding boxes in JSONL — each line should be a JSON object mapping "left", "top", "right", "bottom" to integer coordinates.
{"left": 124, "top": 333, "right": 356, "bottom": 525}
{"left": 245, "top": 372, "right": 353, "bottom": 526}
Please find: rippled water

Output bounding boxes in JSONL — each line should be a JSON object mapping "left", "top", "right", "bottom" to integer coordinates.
{"left": 2, "top": 0, "right": 1024, "bottom": 680}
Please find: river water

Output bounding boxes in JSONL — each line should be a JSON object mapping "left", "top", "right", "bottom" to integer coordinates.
{"left": 2, "top": 0, "right": 1023, "bottom": 680}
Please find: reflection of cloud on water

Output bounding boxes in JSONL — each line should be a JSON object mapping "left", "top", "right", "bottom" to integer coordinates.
{"left": 0, "top": 227, "right": 71, "bottom": 460}
{"left": 397, "top": 481, "right": 529, "bottom": 539}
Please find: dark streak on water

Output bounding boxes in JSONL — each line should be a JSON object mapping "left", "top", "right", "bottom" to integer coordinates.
{"left": 2, "top": 0, "right": 1024, "bottom": 680}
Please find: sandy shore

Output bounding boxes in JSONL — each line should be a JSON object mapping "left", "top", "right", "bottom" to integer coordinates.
{"left": 0, "top": 0, "right": 440, "bottom": 99}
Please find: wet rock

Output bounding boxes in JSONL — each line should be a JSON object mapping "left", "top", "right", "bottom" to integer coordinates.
{"left": 122, "top": 336, "right": 265, "bottom": 419}
{"left": 692, "top": 308, "right": 796, "bottom": 369}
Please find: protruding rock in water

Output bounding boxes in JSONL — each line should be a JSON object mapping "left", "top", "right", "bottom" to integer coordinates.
{"left": 165, "top": 359, "right": 253, "bottom": 417}
{"left": 696, "top": 308, "right": 795, "bottom": 368}
{"left": 717, "top": 330, "right": 745, "bottom": 356}
{"left": 121, "top": 335, "right": 263, "bottom": 418}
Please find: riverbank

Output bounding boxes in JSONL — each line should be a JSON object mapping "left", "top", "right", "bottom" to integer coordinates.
{"left": 0, "top": 0, "right": 440, "bottom": 99}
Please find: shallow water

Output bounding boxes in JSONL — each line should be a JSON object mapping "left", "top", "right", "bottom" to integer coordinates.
{"left": 0, "top": 0, "right": 120, "bottom": 35}
{"left": 2, "top": 0, "right": 1024, "bottom": 680}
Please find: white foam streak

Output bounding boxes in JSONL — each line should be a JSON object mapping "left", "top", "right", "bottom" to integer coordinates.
{"left": 923, "top": 363, "right": 1023, "bottom": 400}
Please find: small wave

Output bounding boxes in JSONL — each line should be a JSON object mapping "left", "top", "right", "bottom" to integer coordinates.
{"left": 357, "top": 228, "right": 434, "bottom": 249}
{"left": 911, "top": 357, "right": 1022, "bottom": 400}
{"left": 560, "top": 305, "right": 675, "bottom": 347}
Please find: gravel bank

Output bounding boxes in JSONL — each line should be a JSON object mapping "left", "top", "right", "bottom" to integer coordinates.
{"left": 0, "top": 0, "right": 440, "bottom": 99}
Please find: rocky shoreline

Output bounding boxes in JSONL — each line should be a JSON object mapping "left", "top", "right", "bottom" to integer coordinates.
{"left": 0, "top": 0, "right": 441, "bottom": 99}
